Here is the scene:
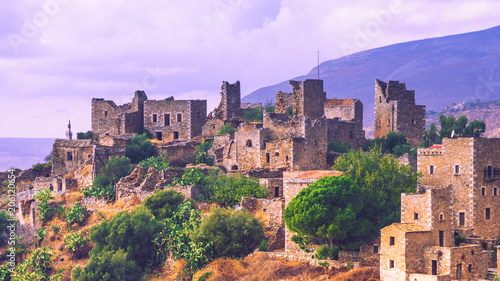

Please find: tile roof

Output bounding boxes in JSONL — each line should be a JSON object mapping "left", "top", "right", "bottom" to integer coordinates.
{"left": 53, "top": 139, "right": 93, "bottom": 147}
{"left": 290, "top": 170, "right": 343, "bottom": 179}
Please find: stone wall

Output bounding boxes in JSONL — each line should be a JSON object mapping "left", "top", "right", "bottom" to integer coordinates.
{"left": 374, "top": 79, "right": 425, "bottom": 147}
{"left": 51, "top": 139, "right": 93, "bottom": 177}
{"left": 275, "top": 91, "right": 293, "bottom": 114}
{"left": 259, "top": 178, "right": 283, "bottom": 198}
{"left": 290, "top": 79, "right": 325, "bottom": 120}
{"left": 92, "top": 145, "right": 126, "bottom": 180}
{"left": 144, "top": 98, "right": 207, "bottom": 142}
{"left": 32, "top": 176, "right": 76, "bottom": 193}
{"left": 221, "top": 81, "right": 241, "bottom": 120}
{"left": 239, "top": 197, "right": 285, "bottom": 251}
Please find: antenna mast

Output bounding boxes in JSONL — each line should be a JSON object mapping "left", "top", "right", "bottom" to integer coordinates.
{"left": 66, "top": 120, "right": 73, "bottom": 140}
{"left": 317, "top": 50, "right": 320, "bottom": 80}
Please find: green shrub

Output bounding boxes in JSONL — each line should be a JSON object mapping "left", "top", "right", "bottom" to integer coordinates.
{"left": 191, "top": 207, "right": 263, "bottom": 259}
{"left": 327, "top": 141, "right": 352, "bottom": 153}
{"left": 35, "top": 189, "right": 54, "bottom": 224}
{"left": 216, "top": 123, "right": 236, "bottom": 136}
{"left": 81, "top": 184, "right": 115, "bottom": 201}
{"left": 0, "top": 263, "right": 11, "bottom": 281}
{"left": 259, "top": 239, "right": 268, "bottom": 251}
{"left": 64, "top": 231, "right": 89, "bottom": 253}
{"left": 54, "top": 205, "right": 65, "bottom": 218}
{"left": 126, "top": 134, "right": 154, "bottom": 163}
{"left": 454, "top": 233, "right": 467, "bottom": 246}
{"left": 195, "top": 152, "right": 214, "bottom": 166}
{"left": 35, "top": 226, "right": 48, "bottom": 242}
{"left": 90, "top": 206, "right": 162, "bottom": 269}
{"left": 32, "top": 162, "right": 52, "bottom": 172}
{"left": 207, "top": 174, "right": 268, "bottom": 207}
{"left": 138, "top": 156, "right": 171, "bottom": 171}
{"left": 142, "top": 189, "right": 186, "bottom": 220}
{"left": 51, "top": 224, "right": 61, "bottom": 234}
{"left": 152, "top": 201, "right": 213, "bottom": 276}
{"left": 171, "top": 168, "right": 209, "bottom": 187}
{"left": 71, "top": 249, "right": 142, "bottom": 281}
{"left": 196, "top": 141, "right": 213, "bottom": 154}
{"left": 12, "top": 247, "right": 54, "bottom": 281}
{"left": 76, "top": 131, "right": 93, "bottom": 140}
{"left": 65, "top": 204, "right": 88, "bottom": 226}
{"left": 242, "top": 107, "right": 263, "bottom": 122}
{"left": 315, "top": 245, "right": 339, "bottom": 260}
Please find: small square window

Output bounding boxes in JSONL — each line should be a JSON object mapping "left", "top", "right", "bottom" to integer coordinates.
{"left": 390, "top": 236, "right": 395, "bottom": 246}
{"left": 152, "top": 114, "right": 158, "bottom": 123}
{"left": 430, "top": 165, "right": 435, "bottom": 175}
{"left": 411, "top": 119, "right": 416, "bottom": 124}
{"left": 455, "top": 165, "right": 460, "bottom": 174}
{"left": 173, "top": 131, "right": 179, "bottom": 140}
{"left": 495, "top": 188, "right": 498, "bottom": 196}
{"left": 486, "top": 208, "right": 491, "bottom": 220}
{"left": 104, "top": 110, "right": 108, "bottom": 117}
{"left": 468, "top": 264, "right": 472, "bottom": 273}
{"left": 439, "top": 214, "right": 444, "bottom": 221}
{"left": 177, "top": 113, "right": 182, "bottom": 122}
{"left": 373, "top": 245, "right": 379, "bottom": 254}
{"left": 389, "top": 260, "right": 395, "bottom": 269}
{"left": 66, "top": 152, "right": 73, "bottom": 161}
{"left": 482, "top": 188, "right": 485, "bottom": 196}
{"left": 414, "top": 212, "right": 419, "bottom": 220}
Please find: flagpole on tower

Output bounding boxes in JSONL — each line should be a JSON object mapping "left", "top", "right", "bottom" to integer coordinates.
{"left": 317, "top": 50, "right": 320, "bottom": 80}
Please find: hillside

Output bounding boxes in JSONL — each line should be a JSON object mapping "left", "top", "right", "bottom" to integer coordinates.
{"left": 242, "top": 25, "right": 500, "bottom": 129}
{"left": 427, "top": 99, "right": 500, "bottom": 138}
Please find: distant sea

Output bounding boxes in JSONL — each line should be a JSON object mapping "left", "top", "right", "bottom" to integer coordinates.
{"left": 0, "top": 138, "right": 56, "bottom": 172}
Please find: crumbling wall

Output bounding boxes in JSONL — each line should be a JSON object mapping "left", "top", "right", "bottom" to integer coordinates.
{"left": 239, "top": 197, "right": 285, "bottom": 251}
{"left": 51, "top": 139, "right": 93, "bottom": 177}
{"left": 275, "top": 91, "right": 293, "bottom": 114}
{"left": 374, "top": 79, "right": 425, "bottom": 147}
{"left": 259, "top": 178, "right": 283, "bottom": 199}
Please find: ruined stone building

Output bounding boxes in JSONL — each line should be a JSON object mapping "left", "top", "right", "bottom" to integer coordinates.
{"left": 92, "top": 90, "right": 207, "bottom": 141}
{"left": 210, "top": 79, "right": 329, "bottom": 172}
{"left": 374, "top": 79, "right": 425, "bottom": 147}
{"left": 207, "top": 79, "right": 366, "bottom": 172}
{"left": 202, "top": 81, "right": 242, "bottom": 137}
{"left": 380, "top": 137, "right": 500, "bottom": 280}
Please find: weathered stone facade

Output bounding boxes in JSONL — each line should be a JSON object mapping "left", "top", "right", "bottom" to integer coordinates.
{"left": 418, "top": 137, "right": 500, "bottom": 238}
{"left": 381, "top": 137, "right": 500, "bottom": 280}
{"left": 92, "top": 90, "right": 207, "bottom": 141}
{"left": 144, "top": 98, "right": 206, "bottom": 142}
{"left": 374, "top": 79, "right": 425, "bottom": 147}
{"left": 325, "top": 98, "right": 366, "bottom": 149}
{"left": 211, "top": 79, "right": 329, "bottom": 172}
{"left": 92, "top": 90, "right": 147, "bottom": 139}
{"left": 202, "top": 81, "right": 242, "bottom": 137}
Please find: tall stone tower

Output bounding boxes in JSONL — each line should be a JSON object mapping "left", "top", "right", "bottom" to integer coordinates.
{"left": 290, "top": 79, "right": 325, "bottom": 120}
{"left": 132, "top": 90, "right": 148, "bottom": 130}
{"left": 374, "top": 79, "right": 425, "bottom": 147}
{"left": 221, "top": 81, "right": 241, "bottom": 120}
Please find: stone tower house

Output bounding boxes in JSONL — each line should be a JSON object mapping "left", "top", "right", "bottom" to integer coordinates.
{"left": 374, "top": 79, "right": 425, "bottom": 147}
{"left": 221, "top": 81, "right": 241, "bottom": 120}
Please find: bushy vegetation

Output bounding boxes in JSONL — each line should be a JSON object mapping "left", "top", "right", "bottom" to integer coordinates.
{"left": 76, "top": 131, "right": 93, "bottom": 140}
{"left": 152, "top": 201, "right": 213, "bottom": 277}
{"left": 0, "top": 210, "right": 11, "bottom": 245}
{"left": 34, "top": 189, "right": 54, "bottom": 224}
{"left": 170, "top": 168, "right": 268, "bottom": 207}
{"left": 142, "top": 189, "right": 186, "bottom": 220}
{"left": 65, "top": 231, "right": 89, "bottom": 253}
{"left": 71, "top": 249, "right": 142, "bottom": 281}
{"left": 81, "top": 156, "right": 133, "bottom": 201}
{"left": 32, "top": 162, "right": 52, "bottom": 172}
{"left": 332, "top": 149, "right": 419, "bottom": 242}
{"left": 327, "top": 141, "right": 352, "bottom": 153}
{"left": 89, "top": 206, "right": 162, "bottom": 269}
{"left": 242, "top": 107, "right": 264, "bottom": 122}
{"left": 125, "top": 133, "right": 154, "bottom": 163}
{"left": 191, "top": 207, "right": 263, "bottom": 259}
{"left": 364, "top": 132, "right": 414, "bottom": 156}
{"left": 195, "top": 141, "right": 214, "bottom": 166}
{"left": 216, "top": 123, "right": 236, "bottom": 136}
{"left": 285, "top": 176, "right": 370, "bottom": 249}
{"left": 65, "top": 204, "right": 88, "bottom": 226}
{"left": 423, "top": 114, "right": 487, "bottom": 147}
{"left": 138, "top": 156, "right": 171, "bottom": 171}
{"left": 12, "top": 247, "right": 54, "bottom": 281}
{"left": 315, "top": 245, "right": 340, "bottom": 260}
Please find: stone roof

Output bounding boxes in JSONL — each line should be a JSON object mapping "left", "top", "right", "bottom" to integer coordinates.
{"left": 324, "top": 99, "right": 358, "bottom": 107}
{"left": 53, "top": 139, "right": 93, "bottom": 147}
{"left": 289, "top": 170, "right": 343, "bottom": 179}
{"left": 384, "top": 223, "right": 430, "bottom": 233}
{"left": 427, "top": 144, "right": 443, "bottom": 149}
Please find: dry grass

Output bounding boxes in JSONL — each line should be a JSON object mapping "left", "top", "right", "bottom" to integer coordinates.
{"left": 253, "top": 210, "right": 270, "bottom": 227}
{"left": 128, "top": 194, "right": 141, "bottom": 206}
{"left": 192, "top": 252, "right": 380, "bottom": 281}
{"left": 64, "top": 173, "right": 75, "bottom": 179}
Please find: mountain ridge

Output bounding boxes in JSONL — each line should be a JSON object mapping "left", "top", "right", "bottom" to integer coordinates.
{"left": 242, "top": 25, "right": 500, "bottom": 131}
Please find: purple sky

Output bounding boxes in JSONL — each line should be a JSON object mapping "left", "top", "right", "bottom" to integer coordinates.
{"left": 1, "top": 0, "right": 500, "bottom": 138}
